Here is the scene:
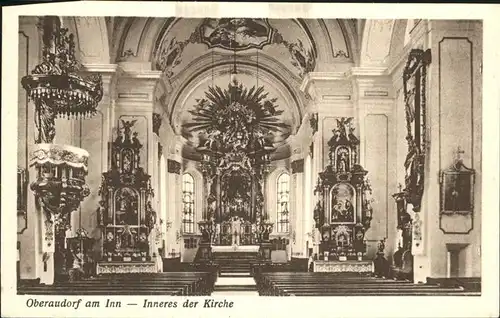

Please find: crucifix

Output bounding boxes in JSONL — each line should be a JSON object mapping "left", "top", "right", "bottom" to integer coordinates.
{"left": 397, "top": 183, "right": 403, "bottom": 193}
{"left": 454, "top": 146, "right": 465, "bottom": 165}
{"left": 338, "top": 234, "right": 347, "bottom": 247}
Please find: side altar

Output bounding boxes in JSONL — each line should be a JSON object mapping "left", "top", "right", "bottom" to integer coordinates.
{"left": 96, "top": 120, "right": 158, "bottom": 274}
{"left": 313, "top": 118, "right": 374, "bottom": 271}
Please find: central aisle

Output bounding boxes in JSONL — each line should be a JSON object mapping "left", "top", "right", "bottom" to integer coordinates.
{"left": 211, "top": 276, "right": 259, "bottom": 296}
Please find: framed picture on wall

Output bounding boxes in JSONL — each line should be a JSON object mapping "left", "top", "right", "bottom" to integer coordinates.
{"left": 440, "top": 160, "right": 475, "bottom": 215}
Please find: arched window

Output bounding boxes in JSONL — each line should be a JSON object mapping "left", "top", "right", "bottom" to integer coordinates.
{"left": 182, "top": 173, "right": 195, "bottom": 233}
{"left": 277, "top": 172, "right": 290, "bottom": 233}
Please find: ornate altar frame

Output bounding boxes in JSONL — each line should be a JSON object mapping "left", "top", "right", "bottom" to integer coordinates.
{"left": 314, "top": 118, "right": 373, "bottom": 260}
{"left": 97, "top": 120, "right": 156, "bottom": 266}
{"left": 402, "top": 48, "right": 431, "bottom": 212}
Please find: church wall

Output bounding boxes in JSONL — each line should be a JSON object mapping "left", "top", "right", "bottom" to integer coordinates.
{"left": 73, "top": 66, "right": 118, "bottom": 259}
{"left": 363, "top": 114, "right": 390, "bottom": 258}
{"left": 18, "top": 17, "right": 41, "bottom": 280}
{"left": 425, "top": 20, "right": 482, "bottom": 278}
{"left": 74, "top": 115, "right": 105, "bottom": 258}
{"left": 390, "top": 20, "right": 482, "bottom": 280}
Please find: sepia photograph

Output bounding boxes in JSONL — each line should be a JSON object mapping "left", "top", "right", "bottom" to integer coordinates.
{"left": 2, "top": 2, "right": 499, "bottom": 318}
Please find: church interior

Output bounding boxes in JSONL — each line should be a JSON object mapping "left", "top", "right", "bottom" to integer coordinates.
{"left": 16, "top": 16, "right": 482, "bottom": 296}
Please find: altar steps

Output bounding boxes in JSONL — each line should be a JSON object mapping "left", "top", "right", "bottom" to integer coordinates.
{"left": 211, "top": 276, "right": 259, "bottom": 296}
{"left": 213, "top": 284, "right": 258, "bottom": 291}
{"left": 212, "top": 251, "right": 258, "bottom": 277}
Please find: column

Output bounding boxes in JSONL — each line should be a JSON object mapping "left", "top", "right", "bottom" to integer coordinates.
{"left": 300, "top": 72, "right": 354, "bottom": 258}
{"left": 348, "top": 67, "right": 397, "bottom": 260}
{"left": 165, "top": 136, "right": 183, "bottom": 261}
{"left": 290, "top": 149, "right": 305, "bottom": 259}
{"left": 78, "top": 65, "right": 118, "bottom": 260}
{"left": 18, "top": 16, "right": 43, "bottom": 282}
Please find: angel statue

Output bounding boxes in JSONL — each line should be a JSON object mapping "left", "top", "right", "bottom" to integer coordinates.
{"left": 337, "top": 117, "right": 354, "bottom": 140}
{"left": 121, "top": 119, "right": 137, "bottom": 141}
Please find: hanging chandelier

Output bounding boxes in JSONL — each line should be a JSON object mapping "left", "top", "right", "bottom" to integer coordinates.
{"left": 21, "top": 17, "right": 103, "bottom": 143}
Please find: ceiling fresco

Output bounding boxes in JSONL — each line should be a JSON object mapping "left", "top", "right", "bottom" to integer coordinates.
{"left": 199, "top": 18, "right": 275, "bottom": 51}
{"left": 152, "top": 18, "right": 349, "bottom": 80}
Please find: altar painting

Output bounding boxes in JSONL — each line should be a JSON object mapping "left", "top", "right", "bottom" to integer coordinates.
{"left": 330, "top": 183, "right": 355, "bottom": 223}
{"left": 114, "top": 187, "right": 139, "bottom": 225}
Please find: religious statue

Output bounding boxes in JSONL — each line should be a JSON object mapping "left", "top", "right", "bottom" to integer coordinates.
{"left": 122, "top": 149, "right": 133, "bottom": 172}
{"left": 96, "top": 200, "right": 105, "bottom": 227}
{"left": 262, "top": 224, "right": 272, "bottom": 242}
{"left": 404, "top": 139, "right": 421, "bottom": 193}
{"left": 121, "top": 119, "right": 137, "bottom": 142}
{"left": 145, "top": 201, "right": 157, "bottom": 231}
{"left": 213, "top": 223, "right": 221, "bottom": 244}
{"left": 231, "top": 216, "right": 242, "bottom": 246}
{"left": 34, "top": 101, "right": 57, "bottom": 143}
{"left": 68, "top": 246, "right": 86, "bottom": 281}
{"left": 104, "top": 232, "right": 114, "bottom": 255}
{"left": 338, "top": 152, "right": 348, "bottom": 172}
{"left": 200, "top": 224, "right": 210, "bottom": 243}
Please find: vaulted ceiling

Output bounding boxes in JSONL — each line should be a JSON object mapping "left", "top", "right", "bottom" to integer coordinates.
{"left": 106, "top": 18, "right": 360, "bottom": 159}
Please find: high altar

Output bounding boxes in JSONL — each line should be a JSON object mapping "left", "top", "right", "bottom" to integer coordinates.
{"left": 95, "top": 120, "right": 158, "bottom": 274}
{"left": 313, "top": 118, "right": 374, "bottom": 273}
{"left": 184, "top": 78, "right": 283, "bottom": 260}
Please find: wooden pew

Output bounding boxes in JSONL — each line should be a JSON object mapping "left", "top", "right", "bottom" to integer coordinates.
{"left": 18, "top": 272, "right": 216, "bottom": 296}
{"left": 255, "top": 272, "right": 480, "bottom": 296}
{"left": 426, "top": 277, "right": 481, "bottom": 292}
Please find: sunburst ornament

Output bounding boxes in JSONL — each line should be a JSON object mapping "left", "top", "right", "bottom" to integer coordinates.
{"left": 183, "top": 79, "right": 289, "bottom": 156}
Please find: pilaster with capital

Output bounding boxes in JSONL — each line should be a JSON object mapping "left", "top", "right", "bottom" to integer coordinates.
{"left": 114, "top": 70, "right": 163, "bottom": 262}
{"left": 300, "top": 72, "right": 355, "bottom": 258}
{"left": 71, "top": 64, "right": 119, "bottom": 241}
{"left": 300, "top": 72, "right": 355, "bottom": 172}
{"left": 164, "top": 135, "right": 183, "bottom": 259}
{"left": 289, "top": 143, "right": 306, "bottom": 258}
{"left": 348, "top": 66, "right": 398, "bottom": 259}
